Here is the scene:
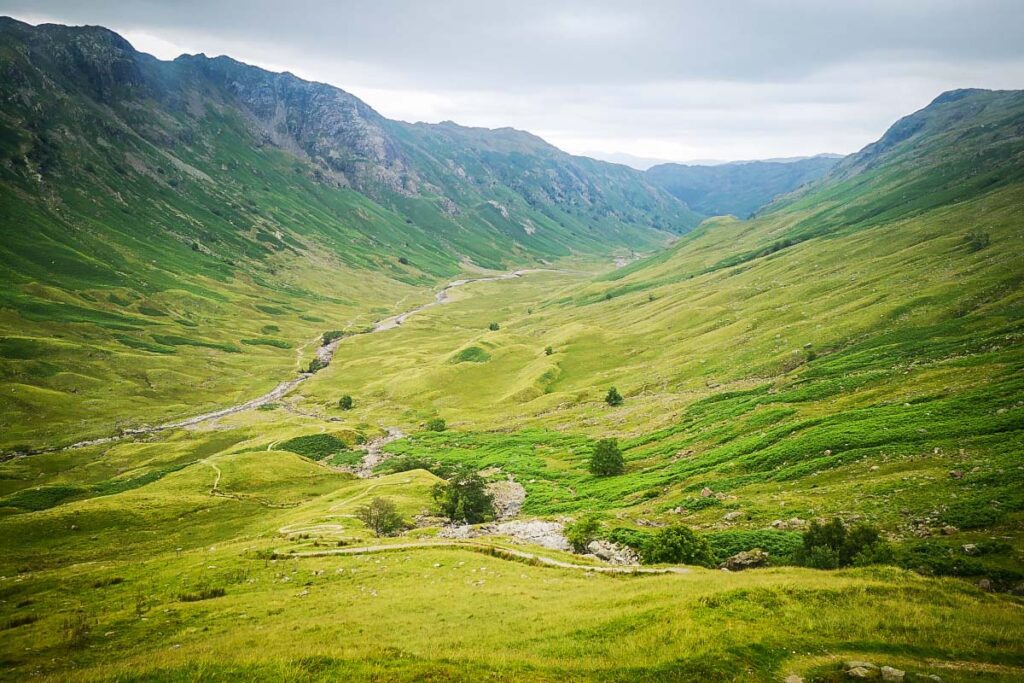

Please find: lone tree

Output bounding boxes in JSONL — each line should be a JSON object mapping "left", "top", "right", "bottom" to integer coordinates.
{"left": 426, "top": 417, "right": 446, "bottom": 432}
{"left": 488, "top": 322, "right": 500, "bottom": 331}
{"left": 544, "top": 345, "right": 554, "bottom": 356}
{"left": 605, "top": 387, "right": 623, "bottom": 406}
{"left": 432, "top": 464, "right": 494, "bottom": 523}
{"left": 355, "top": 497, "right": 404, "bottom": 537}
{"left": 338, "top": 395, "right": 353, "bottom": 410}
{"left": 589, "top": 438, "right": 625, "bottom": 476}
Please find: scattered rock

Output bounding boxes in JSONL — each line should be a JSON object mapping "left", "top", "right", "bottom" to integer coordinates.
{"left": 440, "top": 519, "right": 571, "bottom": 552}
{"left": 585, "top": 540, "right": 640, "bottom": 565}
{"left": 714, "top": 492, "right": 729, "bottom": 500}
{"left": 870, "top": 465, "right": 880, "bottom": 471}
{"left": 949, "top": 470, "right": 964, "bottom": 479}
{"left": 720, "top": 549, "right": 769, "bottom": 571}
{"left": 978, "top": 578, "right": 993, "bottom": 591}
{"left": 722, "top": 510, "right": 744, "bottom": 522}
{"left": 880, "top": 666, "right": 905, "bottom": 682}
{"left": 487, "top": 475, "right": 526, "bottom": 521}
{"left": 700, "top": 487, "right": 714, "bottom": 498}
{"left": 940, "top": 525, "right": 958, "bottom": 536}
{"left": 824, "top": 449, "right": 832, "bottom": 456}
{"left": 961, "top": 543, "right": 978, "bottom": 556}
{"left": 785, "top": 676, "right": 804, "bottom": 683}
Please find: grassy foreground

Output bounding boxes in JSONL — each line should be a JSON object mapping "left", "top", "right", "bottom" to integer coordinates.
{"left": 1, "top": 423, "right": 1022, "bottom": 682}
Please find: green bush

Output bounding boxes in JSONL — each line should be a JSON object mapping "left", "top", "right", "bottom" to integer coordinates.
{"left": 322, "top": 330, "right": 344, "bottom": 345}
{"left": 589, "top": 438, "right": 624, "bottom": 476}
{"left": 355, "top": 497, "right": 405, "bottom": 537}
{"left": 605, "top": 387, "right": 623, "bottom": 406}
{"left": 795, "top": 518, "right": 891, "bottom": 569}
{"left": 426, "top": 418, "right": 446, "bottom": 432}
{"left": 488, "top": 322, "right": 500, "bottom": 331}
{"left": 565, "top": 516, "right": 602, "bottom": 553}
{"left": 338, "top": 395, "right": 354, "bottom": 410}
{"left": 432, "top": 465, "right": 494, "bottom": 523}
{"left": 641, "top": 526, "right": 715, "bottom": 567}
{"left": 544, "top": 345, "right": 554, "bottom": 356}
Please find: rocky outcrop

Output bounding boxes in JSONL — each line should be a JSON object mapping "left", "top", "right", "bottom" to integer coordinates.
{"left": 720, "top": 549, "right": 769, "bottom": 571}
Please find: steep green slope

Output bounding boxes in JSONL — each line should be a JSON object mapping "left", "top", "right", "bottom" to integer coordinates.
{"left": 288, "top": 89, "right": 1024, "bottom": 576}
{"left": 1, "top": 87, "right": 1023, "bottom": 682}
{"left": 645, "top": 155, "right": 840, "bottom": 218}
{"left": 0, "top": 18, "right": 695, "bottom": 450}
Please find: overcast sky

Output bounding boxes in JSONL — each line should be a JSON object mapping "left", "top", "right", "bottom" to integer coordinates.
{"left": 3, "top": 1, "right": 1023, "bottom": 164}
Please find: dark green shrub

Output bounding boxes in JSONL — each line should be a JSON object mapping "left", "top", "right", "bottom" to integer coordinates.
{"left": 795, "top": 518, "right": 891, "bottom": 569}
{"left": 544, "top": 345, "right": 554, "bottom": 356}
{"left": 605, "top": 387, "right": 623, "bottom": 406}
{"left": 322, "top": 330, "right": 344, "bottom": 345}
{"left": 641, "top": 526, "right": 715, "bottom": 567}
{"left": 426, "top": 418, "right": 446, "bottom": 432}
{"left": 432, "top": 465, "right": 494, "bottom": 523}
{"left": 338, "top": 395, "right": 353, "bottom": 410}
{"left": 589, "top": 438, "right": 624, "bottom": 476}
{"left": 488, "top": 322, "right": 500, "bottom": 331}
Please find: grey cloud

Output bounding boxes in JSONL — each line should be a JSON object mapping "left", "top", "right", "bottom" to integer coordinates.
{"left": 2, "top": 1, "right": 1022, "bottom": 160}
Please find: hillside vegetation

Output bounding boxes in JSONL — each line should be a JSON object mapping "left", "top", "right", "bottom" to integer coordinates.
{"left": 0, "top": 17, "right": 694, "bottom": 451}
{"left": 0, "top": 19, "right": 1022, "bottom": 682}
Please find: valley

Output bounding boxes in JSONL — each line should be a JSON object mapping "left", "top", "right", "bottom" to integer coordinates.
{"left": 0, "top": 16, "right": 1022, "bottom": 683}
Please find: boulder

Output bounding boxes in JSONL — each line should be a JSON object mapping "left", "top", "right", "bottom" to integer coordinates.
{"left": 949, "top": 470, "right": 964, "bottom": 479}
{"left": 880, "top": 666, "right": 905, "bottom": 682}
{"left": 940, "top": 525, "right": 958, "bottom": 536}
{"left": 845, "top": 662, "right": 879, "bottom": 679}
{"left": 785, "top": 676, "right": 804, "bottom": 683}
{"left": 700, "top": 487, "right": 714, "bottom": 497}
{"left": 720, "top": 549, "right": 769, "bottom": 571}
{"left": 961, "top": 543, "right": 978, "bottom": 555}
{"left": 586, "top": 540, "right": 640, "bottom": 566}
{"left": 723, "top": 510, "right": 744, "bottom": 522}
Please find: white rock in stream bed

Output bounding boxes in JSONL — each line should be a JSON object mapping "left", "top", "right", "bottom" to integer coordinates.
{"left": 439, "top": 519, "right": 570, "bottom": 552}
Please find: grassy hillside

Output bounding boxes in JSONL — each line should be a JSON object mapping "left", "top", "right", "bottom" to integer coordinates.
{"left": 0, "top": 22, "right": 1022, "bottom": 680}
{"left": 0, "top": 18, "right": 695, "bottom": 451}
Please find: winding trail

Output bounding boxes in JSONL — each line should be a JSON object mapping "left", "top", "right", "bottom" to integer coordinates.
{"left": 287, "top": 540, "right": 691, "bottom": 575}
{"left": 5, "top": 268, "right": 574, "bottom": 459}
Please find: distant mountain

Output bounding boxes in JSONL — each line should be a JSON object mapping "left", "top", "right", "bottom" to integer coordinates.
{"left": 579, "top": 151, "right": 676, "bottom": 171}
{"left": 644, "top": 154, "right": 842, "bottom": 218}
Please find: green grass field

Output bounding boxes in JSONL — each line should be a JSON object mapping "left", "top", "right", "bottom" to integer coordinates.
{"left": 1, "top": 43, "right": 1022, "bottom": 682}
